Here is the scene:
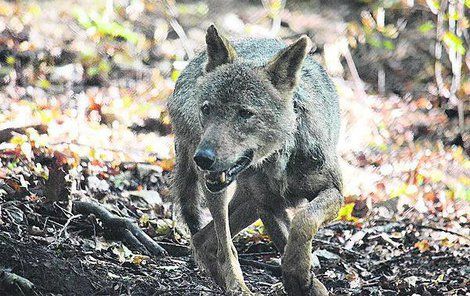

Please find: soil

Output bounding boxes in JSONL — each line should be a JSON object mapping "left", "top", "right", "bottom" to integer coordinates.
{"left": 1, "top": 204, "right": 468, "bottom": 295}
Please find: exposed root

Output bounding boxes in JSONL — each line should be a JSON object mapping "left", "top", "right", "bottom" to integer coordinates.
{"left": 0, "top": 269, "right": 35, "bottom": 296}
{"left": 72, "top": 201, "right": 167, "bottom": 257}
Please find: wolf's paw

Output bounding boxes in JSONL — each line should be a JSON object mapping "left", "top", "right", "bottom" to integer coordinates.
{"left": 225, "top": 287, "right": 253, "bottom": 296}
{"left": 282, "top": 269, "right": 328, "bottom": 296}
{"left": 217, "top": 256, "right": 251, "bottom": 295}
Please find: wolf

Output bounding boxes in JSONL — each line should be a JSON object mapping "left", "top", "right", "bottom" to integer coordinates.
{"left": 167, "top": 25, "right": 343, "bottom": 296}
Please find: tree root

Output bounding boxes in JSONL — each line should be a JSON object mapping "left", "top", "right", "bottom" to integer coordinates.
{"left": 72, "top": 201, "right": 167, "bottom": 257}
{"left": 0, "top": 269, "right": 35, "bottom": 296}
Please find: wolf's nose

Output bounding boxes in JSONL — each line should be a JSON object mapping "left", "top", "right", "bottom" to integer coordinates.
{"left": 193, "top": 149, "right": 216, "bottom": 170}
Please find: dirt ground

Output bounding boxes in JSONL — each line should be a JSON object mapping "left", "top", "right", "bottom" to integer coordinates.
{"left": 1, "top": 207, "right": 468, "bottom": 295}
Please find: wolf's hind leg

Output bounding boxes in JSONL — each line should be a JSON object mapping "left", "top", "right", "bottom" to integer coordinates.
{"left": 258, "top": 200, "right": 291, "bottom": 254}
{"left": 282, "top": 188, "right": 343, "bottom": 296}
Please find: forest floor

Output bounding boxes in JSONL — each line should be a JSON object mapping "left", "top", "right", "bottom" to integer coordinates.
{"left": 0, "top": 0, "right": 469, "bottom": 295}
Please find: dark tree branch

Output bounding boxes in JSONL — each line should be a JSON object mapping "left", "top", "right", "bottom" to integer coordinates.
{"left": 0, "top": 269, "right": 35, "bottom": 296}
{"left": 72, "top": 201, "right": 167, "bottom": 257}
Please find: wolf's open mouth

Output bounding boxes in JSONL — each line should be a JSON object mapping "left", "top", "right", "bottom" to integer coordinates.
{"left": 204, "top": 150, "right": 254, "bottom": 193}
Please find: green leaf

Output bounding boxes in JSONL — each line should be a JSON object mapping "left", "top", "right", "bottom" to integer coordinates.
{"left": 98, "top": 60, "right": 111, "bottom": 73}
{"left": 73, "top": 8, "right": 92, "bottom": 29}
{"left": 337, "top": 203, "right": 358, "bottom": 222}
{"left": 86, "top": 66, "right": 99, "bottom": 77}
{"left": 36, "top": 79, "right": 51, "bottom": 89}
{"left": 170, "top": 70, "right": 180, "bottom": 82}
{"left": 418, "top": 21, "right": 435, "bottom": 33}
{"left": 390, "top": 182, "right": 408, "bottom": 198}
{"left": 382, "top": 40, "right": 395, "bottom": 50}
{"left": 443, "top": 31, "right": 466, "bottom": 55}
{"left": 73, "top": 8, "right": 142, "bottom": 44}
{"left": 6, "top": 56, "right": 16, "bottom": 65}
{"left": 448, "top": 11, "right": 460, "bottom": 21}
{"left": 367, "top": 36, "right": 382, "bottom": 48}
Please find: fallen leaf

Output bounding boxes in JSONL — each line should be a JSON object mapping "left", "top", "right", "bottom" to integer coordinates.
{"left": 414, "top": 240, "right": 431, "bottom": 252}
{"left": 337, "top": 203, "right": 359, "bottom": 222}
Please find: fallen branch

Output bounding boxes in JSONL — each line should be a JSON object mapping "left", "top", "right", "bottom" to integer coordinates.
{"left": 72, "top": 201, "right": 167, "bottom": 257}
{"left": 0, "top": 269, "right": 35, "bottom": 296}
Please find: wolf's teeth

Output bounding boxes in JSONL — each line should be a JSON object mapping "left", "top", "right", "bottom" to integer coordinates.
{"left": 220, "top": 172, "right": 226, "bottom": 183}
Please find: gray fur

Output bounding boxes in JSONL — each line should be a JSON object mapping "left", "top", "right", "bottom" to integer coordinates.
{"left": 168, "top": 27, "right": 343, "bottom": 296}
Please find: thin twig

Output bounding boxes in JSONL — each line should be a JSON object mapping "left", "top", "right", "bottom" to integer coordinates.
{"left": 411, "top": 223, "right": 470, "bottom": 241}
{"left": 434, "top": 0, "right": 450, "bottom": 98}
{"left": 239, "top": 251, "right": 278, "bottom": 257}
{"left": 372, "top": 218, "right": 470, "bottom": 241}
{"left": 449, "top": 0, "right": 465, "bottom": 133}
{"left": 312, "top": 238, "right": 362, "bottom": 257}
{"left": 160, "top": 0, "right": 194, "bottom": 59}
{"left": 342, "top": 42, "right": 367, "bottom": 99}
{"left": 239, "top": 258, "right": 282, "bottom": 276}
{"left": 57, "top": 214, "right": 82, "bottom": 239}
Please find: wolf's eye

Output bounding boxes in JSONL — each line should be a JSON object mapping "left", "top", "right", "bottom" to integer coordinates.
{"left": 200, "top": 102, "right": 211, "bottom": 116}
{"left": 239, "top": 108, "right": 254, "bottom": 119}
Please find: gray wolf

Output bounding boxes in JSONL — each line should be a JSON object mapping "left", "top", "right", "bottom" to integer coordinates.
{"left": 168, "top": 25, "right": 343, "bottom": 295}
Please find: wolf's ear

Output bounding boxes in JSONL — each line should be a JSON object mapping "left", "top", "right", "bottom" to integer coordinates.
{"left": 205, "top": 25, "right": 237, "bottom": 72}
{"left": 265, "top": 36, "right": 310, "bottom": 91}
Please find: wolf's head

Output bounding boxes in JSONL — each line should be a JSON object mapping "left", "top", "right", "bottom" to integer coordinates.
{"left": 194, "top": 25, "right": 310, "bottom": 193}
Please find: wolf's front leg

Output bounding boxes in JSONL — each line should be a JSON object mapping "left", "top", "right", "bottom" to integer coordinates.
{"left": 205, "top": 189, "right": 252, "bottom": 295}
{"left": 282, "top": 188, "right": 343, "bottom": 296}
{"left": 192, "top": 186, "right": 258, "bottom": 295}
{"left": 173, "top": 144, "right": 204, "bottom": 235}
